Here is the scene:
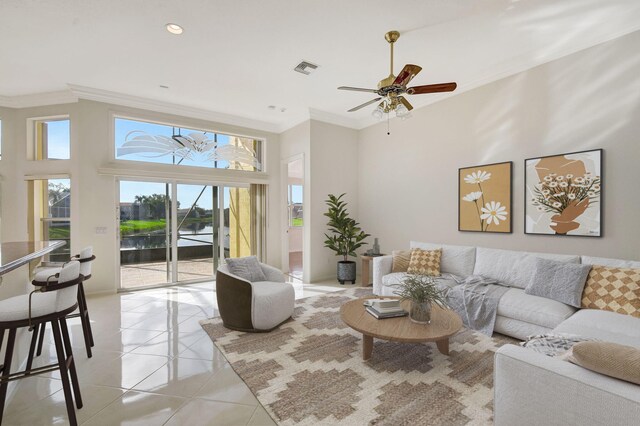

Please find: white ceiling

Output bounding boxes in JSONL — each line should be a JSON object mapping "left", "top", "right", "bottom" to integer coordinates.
{"left": 1, "top": 0, "right": 639, "bottom": 132}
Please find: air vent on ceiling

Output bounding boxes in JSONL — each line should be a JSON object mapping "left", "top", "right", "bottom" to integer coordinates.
{"left": 294, "top": 61, "right": 318, "bottom": 75}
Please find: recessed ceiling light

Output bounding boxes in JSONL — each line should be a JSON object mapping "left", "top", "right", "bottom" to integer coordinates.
{"left": 159, "top": 85, "right": 169, "bottom": 89}
{"left": 166, "top": 23, "right": 183, "bottom": 35}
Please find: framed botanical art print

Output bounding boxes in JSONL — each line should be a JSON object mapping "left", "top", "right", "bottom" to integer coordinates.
{"left": 525, "top": 149, "right": 602, "bottom": 237}
{"left": 458, "top": 161, "right": 512, "bottom": 233}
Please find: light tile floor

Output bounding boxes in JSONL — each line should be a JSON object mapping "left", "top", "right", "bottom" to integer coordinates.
{"left": 3, "top": 277, "right": 354, "bottom": 425}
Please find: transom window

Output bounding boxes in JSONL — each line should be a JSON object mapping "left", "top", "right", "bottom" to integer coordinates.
{"left": 114, "top": 117, "right": 263, "bottom": 172}
{"left": 30, "top": 117, "right": 70, "bottom": 160}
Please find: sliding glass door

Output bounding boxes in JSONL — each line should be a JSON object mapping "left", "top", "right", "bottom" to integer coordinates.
{"left": 119, "top": 180, "right": 254, "bottom": 290}
{"left": 176, "top": 184, "right": 219, "bottom": 282}
{"left": 119, "top": 181, "right": 172, "bottom": 289}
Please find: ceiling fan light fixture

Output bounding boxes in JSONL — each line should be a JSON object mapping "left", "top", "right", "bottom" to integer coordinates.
{"left": 395, "top": 103, "right": 410, "bottom": 118}
{"left": 372, "top": 105, "right": 385, "bottom": 120}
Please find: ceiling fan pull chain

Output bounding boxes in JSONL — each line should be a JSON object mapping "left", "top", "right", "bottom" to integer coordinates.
{"left": 387, "top": 114, "right": 390, "bottom": 136}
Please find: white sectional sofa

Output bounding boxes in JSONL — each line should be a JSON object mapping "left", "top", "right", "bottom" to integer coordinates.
{"left": 374, "top": 241, "right": 588, "bottom": 339}
{"left": 373, "top": 241, "right": 640, "bottom": 424}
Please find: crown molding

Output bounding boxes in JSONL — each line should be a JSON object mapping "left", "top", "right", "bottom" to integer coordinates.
{"left": 308, "top": 108, "right": 360, "bottom": 130}
{"left": 0, "top": 90, "right": 78, "bottom": 108}
{"left": 68, "top": 84, "right": 283, "bottom": 134}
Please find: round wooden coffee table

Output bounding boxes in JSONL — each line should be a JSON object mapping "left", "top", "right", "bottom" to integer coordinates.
{"left": 340, "top": 297, "right": 463, "bottom": 360}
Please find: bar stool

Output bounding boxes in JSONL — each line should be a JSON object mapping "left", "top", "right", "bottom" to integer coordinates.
{"left": 0, "top": 261, "right": 83, "bottom": 426}
{"left": 30, "top": 247, "right": 95, "bottom": 359}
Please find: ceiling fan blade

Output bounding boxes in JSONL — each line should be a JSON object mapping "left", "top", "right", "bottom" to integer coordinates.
{"left": 399, "top": 96, "right": 413, "bottom": 111}
{"left": 393, "top": 64, "right": 422, "bottom": 87}
{"left": 338, "top": 86, "right": 379, "bottom": 94}
{"left": 347, "top": 97, "right": 382, "bottom": 112}
{"left": 407, "top": 82, "right": 457, "bottom": 95}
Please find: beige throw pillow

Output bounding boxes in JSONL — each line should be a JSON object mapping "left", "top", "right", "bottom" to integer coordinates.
{"left": 569, "top": 341, "right": 640, "bottom": 385}
{"left": 581, "top": 266, "right": 640, "bottom": 318}
{"left": 391, "top": 250, "right": 412, "bottom": 273}
{"left": 407, "top": 248, "right": 441, "bottom": 276}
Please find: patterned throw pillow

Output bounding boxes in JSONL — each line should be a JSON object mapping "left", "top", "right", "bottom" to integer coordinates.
{"left": 407, "top": 248, "right": 441, "bottom": 276}
{"left": 581, "top": 266, "right": 640, "bottom": 317}
{"left": 391, "top": 250, "right": 412, "bottom": 273}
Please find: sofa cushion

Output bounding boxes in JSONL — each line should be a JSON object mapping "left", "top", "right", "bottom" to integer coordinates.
{"left": 526, "top": 258, "right": 591, "bottom": 308}
{"left": 581, "top": 266, "right": 640, "bottom": 317}
{"left": 410, "top": 241, "right": 476, "bottom": 277}
{"left": 553, "top": 309, "right": 640, "bottom": 348}
{"left": 382, "top": 273, "right": 458, "bottom": 293}
{"left": 497, "top": 288, "right": 577, "bottom": 329}
{"left": 473, "top": 247, "right": 580, "bottom": 289}
{"left": 391, "top": 250, "right": 412, "bottom": 273}
{"left": 494, "top": 316, "right": 552, "bottom": 340}
{"left": 225, "top": 256, "right": 267, "bottom": 282}
{"left": 250, "top": 281, "right": 295, "bottom": 330}
{"left": 569, "top": 341, "right": 640, "bottom": 386}
{"left": 581, "top": 256, "right": 640, "bottom": 269}
{"left": 382, "top": 272, "right": 407, "bottom": 287}
{"left": 407, "top": 248, "right": 441, "bottom": 276}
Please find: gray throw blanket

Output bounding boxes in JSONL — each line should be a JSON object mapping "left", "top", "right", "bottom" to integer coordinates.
{"left": 441, "top": 275, "right": 510, "bottom": 336}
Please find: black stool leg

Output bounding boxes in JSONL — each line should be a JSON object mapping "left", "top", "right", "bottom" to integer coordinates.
{"left": 59, "top": 318, "right": 82, "bottom": 409}
{"left": 0, "top": 328, "right": 16, "bottom": 424}
{"left": 35, "top": 322, "right": 46, "bottom": 357}
{"left": 77, "top": 286, "right": 92, "bottom": 357}
{"left": 26, "top": 324, "right": 40, "bottom": 373}
{"left": 51, "top": 320, "right": 78, "bottom": 426}
{"left": 79, "top": 284, "right": 94, "bottom": 347}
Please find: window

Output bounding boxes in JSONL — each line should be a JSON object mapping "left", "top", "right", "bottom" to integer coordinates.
{"left": 114, "top": 117, "right": 263, "bottom": 171}
{"left": 288, "top": 184, "right": 303, "bottom": 227}
{"left": 31, "top": 118, "right": 70, "bottom": 160}
{"left": 28, "top": 178, "right": 71, "bottom": 262}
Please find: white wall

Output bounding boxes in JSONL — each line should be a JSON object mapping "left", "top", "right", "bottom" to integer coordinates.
{"left": 309, "top": 120, "right": 359, "bottom": 280}
{"left": 280, "top": 120, "right": 360, "bottom": 282}
{"left": 357, "top": 31, "right": 640, "bottom": 261}
{"left": 0, "top": 100, "right": 281, "bottom": 294}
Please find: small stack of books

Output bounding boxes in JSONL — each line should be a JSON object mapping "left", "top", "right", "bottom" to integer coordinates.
{"left": 364, "top": 299, "right": 408, "bottom": 319}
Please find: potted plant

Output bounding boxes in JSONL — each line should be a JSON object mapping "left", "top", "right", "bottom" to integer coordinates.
{"left": 323, "top": 193, "right": 370, "bottom": 284}
{"left": 391, "top": 274, "right": 448, "bottom": 323}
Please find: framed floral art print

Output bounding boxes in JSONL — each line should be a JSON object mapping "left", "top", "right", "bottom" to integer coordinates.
{"left": 458, "top": 161, "right": 512, "bottom": 233}
{"left": 525, "top": 149, "right": 602, "bottom": 237}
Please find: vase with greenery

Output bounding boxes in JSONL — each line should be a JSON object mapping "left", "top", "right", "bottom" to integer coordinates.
{"left": 391, "top": 274, "right": 448, "bottom": 324}
{"left": 323, "top": 193, "right": 370, "bottom": 284}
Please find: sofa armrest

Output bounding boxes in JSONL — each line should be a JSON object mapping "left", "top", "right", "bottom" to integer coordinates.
{"left": 373, "top": 255, "right": 393, "bottom": 295}
{"left": 260, "top": 263, "right": 286, "bottom": 283}
{"left": 494, "top": 344, "right": 640, "bottom": 426}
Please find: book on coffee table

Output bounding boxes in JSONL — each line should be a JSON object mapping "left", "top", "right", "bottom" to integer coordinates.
{"left": 365, "top": 306, "right": 408, "bottom": 319}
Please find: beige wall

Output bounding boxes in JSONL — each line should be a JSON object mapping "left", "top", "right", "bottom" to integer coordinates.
{"left": 280, "top": 120, "right": 360, "bottom": 282}
{"left": 357, "top": 31, "right": 640, "bottom": 261}
{"left": 309, "top": 120, "right": 359, "bottom": 280}
{"left": 0, "top": 100, "right": 281, "bottom": 295}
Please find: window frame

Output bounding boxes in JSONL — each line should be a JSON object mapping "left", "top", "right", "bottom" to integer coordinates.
{"left": 26, "top": 115, "right": 71, "bottom": 161}
{"left": 110, "top": 113, "right": 267, "bottom": 174}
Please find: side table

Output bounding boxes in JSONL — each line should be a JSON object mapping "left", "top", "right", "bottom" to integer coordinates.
{"left": 360, "top": 254, "right": 385, "bottom": 287}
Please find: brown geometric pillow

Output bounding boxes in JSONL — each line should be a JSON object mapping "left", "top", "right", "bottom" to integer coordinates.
{"left": 569, "top": 341, "right": 640, "bottom": 385}
{"left": 581, "top": 266, "right": 640, "bottom": 318}
{"left": 407, "top": 248, "right": 441, "bottom": 276}
{"left": 391, "top": 250, "right": 412, "bottom": 273}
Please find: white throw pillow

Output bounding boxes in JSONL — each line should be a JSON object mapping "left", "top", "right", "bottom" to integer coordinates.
{"left": 525, "top": 258, "right": 591, "bottom": 308}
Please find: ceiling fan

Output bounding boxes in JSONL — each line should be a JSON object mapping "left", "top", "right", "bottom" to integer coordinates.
{"left": 338, "top": 30, "right": 457, "bottom": 117}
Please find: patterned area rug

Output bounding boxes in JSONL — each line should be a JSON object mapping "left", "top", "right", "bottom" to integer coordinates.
{"left": 200, "top": 287, "right": 516, "bottom": 425}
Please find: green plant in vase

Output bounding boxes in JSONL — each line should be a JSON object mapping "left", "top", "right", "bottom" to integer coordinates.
{"left": 391, "top": 274, "right": 448, "bottom": 324}
{"left": 323, "top": 193, "right": 370, "bottom": 284}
